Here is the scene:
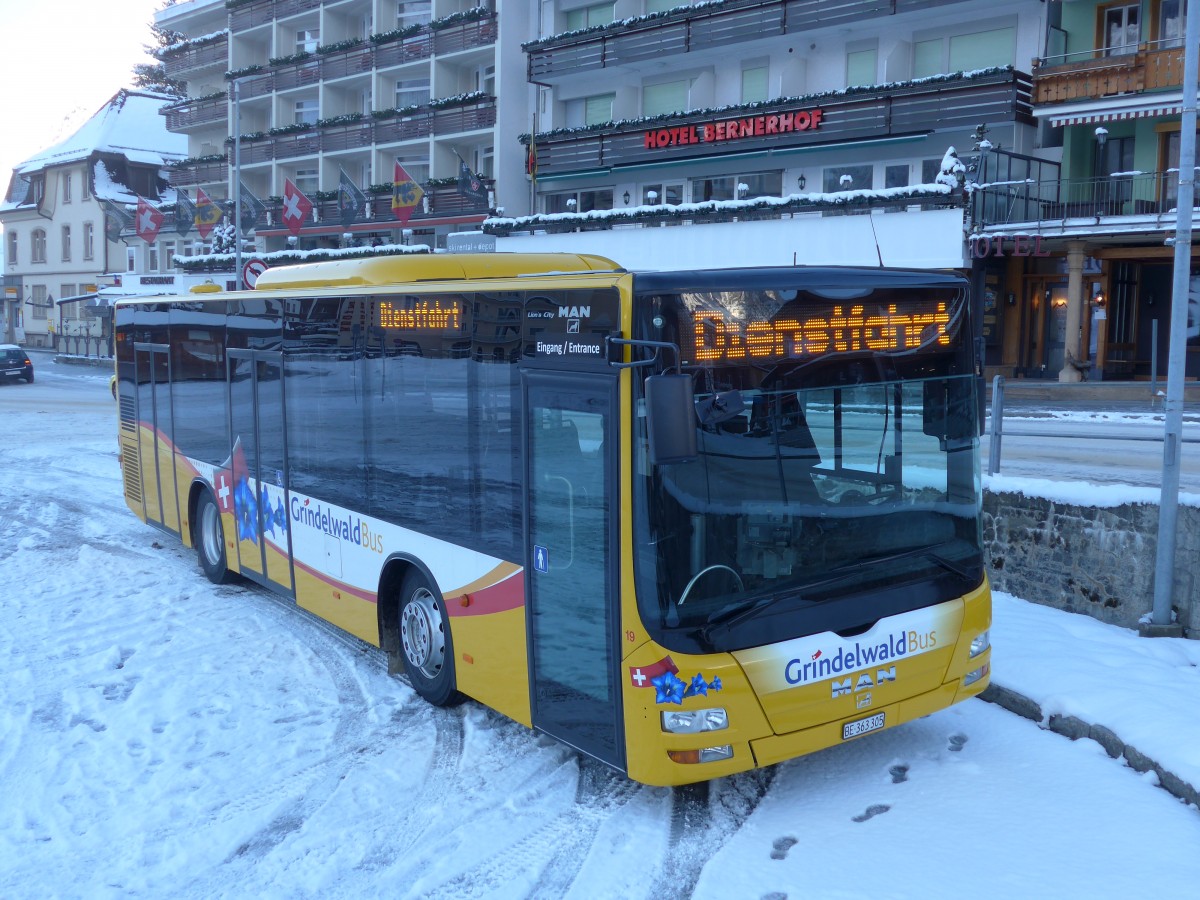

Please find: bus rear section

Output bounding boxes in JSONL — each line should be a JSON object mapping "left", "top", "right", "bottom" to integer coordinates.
{"left": 618, "top": 267, "right": 991, "bottom": 785}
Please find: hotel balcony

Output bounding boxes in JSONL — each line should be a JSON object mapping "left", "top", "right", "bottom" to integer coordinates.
{"left": 169, "top": 156, "right": 230, "bottom": 188}
{"left": 235, "top": 17, "right": 497, "bottom": 102}
{"left": 971, "top": 167, "right": 1184, "bottom": 235}
{"left": 160, "top": 34, "right": 229, "bottom": 80}
{"left": 527, "top": 0, "right": 964, "bottom": 82}
{"left": 235, "top": 99, "right": 495, "bottom": 165}
{"left": 229, "top": 0, "right": 321, "bottom": 33}
{"left": 527, "top": 69, "right": 1031, "bottom": 179}
{"left": 1032, "top": 40, "right": 1187, "bottom": 106}
{"left": 163, "top": 95, "right": 228, "bottom": 132}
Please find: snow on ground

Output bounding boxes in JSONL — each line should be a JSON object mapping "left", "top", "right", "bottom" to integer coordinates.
{"left": 1, "top": 360, "right": 1198, "bottom": 899}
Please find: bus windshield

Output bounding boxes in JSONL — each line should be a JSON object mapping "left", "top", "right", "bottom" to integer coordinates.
{"left": 632, "top": 276, "right": 983, "bottom": 654}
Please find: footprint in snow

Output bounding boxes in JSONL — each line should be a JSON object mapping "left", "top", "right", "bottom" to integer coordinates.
{"left": 889, "top": 763, "right": 909, "bottom": 784}
{"left": 948, "top": 733, "right": 968, "bottom": 752}
{"left": 770, "top": 836, "right": 797, "bottom": 860}
{"left": 852, "top": 804, "right": 891, "bottom": 823}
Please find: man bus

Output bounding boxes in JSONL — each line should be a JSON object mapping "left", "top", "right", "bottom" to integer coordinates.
{"left": 114, "top": 253, "right": 990, "bottom": 786}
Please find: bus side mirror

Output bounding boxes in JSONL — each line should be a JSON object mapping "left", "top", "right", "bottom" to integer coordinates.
{"left": 646, "top": 373, "right": 698, "bottom": 465}
{"left": 923, "top": 378, "right": 975, "bottom": 446}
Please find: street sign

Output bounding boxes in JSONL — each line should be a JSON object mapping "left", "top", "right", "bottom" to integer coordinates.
{"left": 242, "top": 257, "right": 268, "bottom": 289}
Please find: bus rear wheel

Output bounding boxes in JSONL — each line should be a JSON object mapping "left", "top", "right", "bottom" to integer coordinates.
{"left": 397, "top": 571, "right": 461, "bottom": 707}
{"left": 195, "top": 491, "right": 235, "bottom": 585}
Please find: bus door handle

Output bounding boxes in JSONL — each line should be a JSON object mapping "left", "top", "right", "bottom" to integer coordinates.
{"left": 543, "top": 474, "right": 574, "bottom": 570}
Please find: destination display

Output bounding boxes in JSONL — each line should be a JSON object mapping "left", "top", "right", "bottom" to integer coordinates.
{"left": 379, "top": 298, "right": 462, "bottom": 333}
{"left": 682, "top": 294, "right": 962, "bottom": 365}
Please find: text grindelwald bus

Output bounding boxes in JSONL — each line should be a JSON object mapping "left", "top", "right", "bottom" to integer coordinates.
{"left": 114, "top": 253, "right": 991, "bottom": 786}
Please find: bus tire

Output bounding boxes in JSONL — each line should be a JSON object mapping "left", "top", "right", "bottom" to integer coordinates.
{"left": 397, "top": 570, "right": 461, "bottom": 707}
{"left": 195, "top": 490, "right": 235, "bottom": 585}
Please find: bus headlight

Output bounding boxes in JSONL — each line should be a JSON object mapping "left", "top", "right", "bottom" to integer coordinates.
{"left": 969, "top": 630, "right": 990, "bottom": 658}
{"left": 661, "top": 707, "right": 728, "bottom": 734}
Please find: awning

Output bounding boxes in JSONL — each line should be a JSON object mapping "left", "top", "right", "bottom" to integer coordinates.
{"left": 56, "top": 292, "right": 99, "bottom": 305}
{"left": 1039, "top": 92, "right": 1184, "bottom": 127}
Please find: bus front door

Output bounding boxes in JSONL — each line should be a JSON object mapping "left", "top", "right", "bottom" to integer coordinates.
{"left": 227, "top": 349, "right": 294, "bottom": 595}
{"left": 524, "top": 374, "right": 624, "bottom": 772}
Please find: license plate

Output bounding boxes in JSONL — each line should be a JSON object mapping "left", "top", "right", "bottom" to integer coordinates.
{"left": 842, "top": 712, "right": 886, "bottom": 740}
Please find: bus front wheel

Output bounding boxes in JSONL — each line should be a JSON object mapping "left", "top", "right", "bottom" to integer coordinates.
{"left": 195, "top": 491, "right": 235, "bottom": 585}
{"left": 397, "top": 571, "right": 461, "bottom": 707}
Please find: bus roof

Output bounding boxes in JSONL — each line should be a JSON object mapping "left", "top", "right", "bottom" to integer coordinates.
{"left": 252, "top": 252, "right": 623, "bottom": 291}
{"left": 630, "top": 265, "right": 967, "bottom": 294}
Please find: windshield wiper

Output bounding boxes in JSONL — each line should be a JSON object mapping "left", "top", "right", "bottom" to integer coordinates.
{"left": 699, "top": 570, "right": 863, "bottom": 645}
{"left": 697, "top": 546, "right": 977, "bottom": 644}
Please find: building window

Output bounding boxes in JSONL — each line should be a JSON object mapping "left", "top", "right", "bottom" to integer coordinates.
{"left": 126, "top": 247, "right": 137, "bottom": 273}
{"left": 1101, "top": 3, "right": 1140, "bottom": 56}
{"left": 397, "top": 0, "right": 431, "bottom": 29}
{"left": 61, "top": 225, "right": 71, "bottom": 261}
{"left": 31, "top": 285, "right": 47, "bottom": 320}
{"left": 6, "top": 230, "right": 16, "bottom": 266}
{"left": 885, "top": 164, "right": 910, "bottom": 189}
{"left": 846, "top": 48, "right": 877, "bottom": 87}
{"left": 741, "top": 66, "right": 769, "bottom": 104}
{"left": 544, "top": 188, "right": 613, "bottom": 214}
{"left": 148, "top": 242, "right": 159, "bottom": 272}
{"left": 643, "top": 80, "right": 689, "bottom": 117}
{"left": 395, "top": 77, "right": 430, "bottom": 108}
{"left": 913, "top": 39, "right": 943, "bottom": 79}
{"left": 295, "top": 99, "right": 319, "bottom": 125}
{"left": 82, "top": 170, "right": 91, "bottom": 200}
{"left": 62, "top": 172, "right": 72, "bottom": 204}
{"left": 296, "top": 28, "right": 320, "bottom": 53}
{"left": 646, "top": 0, "right": 691, "bottom": 11}
{"left": 948, "top": 28, "right": 1015, "bottom": 71}
{"left": 161, "top": 240, "right": 175, "bottom": 269}
{"left": 294, "top": 167, "right": 320, "bottom": 195}
{"left": 83, "top": 222, "right": 94, "bottom": 260}
{"left": 641, "top": 183, "right": 683, "bottom": 206}
{"left": 1158, "top": 0, "right": 1183, "bottom": 45}
{"left": 565, "top": 93, "right": 614, "bottom": 127}
{"left": 823, "top": 164, "right": 874, "bottom": 192}
{"left": 564, "top": 2, "right": 615, "bottom": 31}
{"left": 31, "top": 229, "right": 46, "bottom": 263}
{"left": 689, "top": 171, "right": 781, "bottom": 202}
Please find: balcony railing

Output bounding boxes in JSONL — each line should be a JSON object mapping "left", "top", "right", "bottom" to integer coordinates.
{"left": 528, "top": 69, "right": 1031, "bottom": 178}
{"left": 163, "top": 97, "right": 228, "bottom": 131}
{"left": 160, "top": 35, "right": 228, "bottom": 79}
{"left": 234, "top": 102, "right": 492, "bottom": 164}
{"left": 229, "top": 0, "right": 274, "bottom": 31}
{"left": 231, "top": 18, "right": 494, "bottom": 101}
{"left": 971, "top": 170, "right": 1183, "bottom": 229}
{"left": 528, "top": 0, "right": 964, "bottom": 81}
{"left": 169, "top": 158, "right": 229, "bottom": 187}
{"left": 1032, "top": 40, "right": 1188, "bottom": 104}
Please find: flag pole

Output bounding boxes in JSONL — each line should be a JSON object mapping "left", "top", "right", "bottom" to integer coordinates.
{"left": 233, "top": 77, "right": 244, "bottom": 291}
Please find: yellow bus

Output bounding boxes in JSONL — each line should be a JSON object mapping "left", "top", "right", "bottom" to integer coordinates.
{"left": 114, "top": 253, "right": 990, "bottom": 786}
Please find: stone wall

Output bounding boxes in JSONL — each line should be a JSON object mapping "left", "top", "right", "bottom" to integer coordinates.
{"left": 983, "top": 492, "right": 1199, "bottom": 636}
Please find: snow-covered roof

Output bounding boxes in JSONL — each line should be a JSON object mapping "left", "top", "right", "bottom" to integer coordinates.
{"left": 11, "top": 89, "right": 187, "bottom": 177}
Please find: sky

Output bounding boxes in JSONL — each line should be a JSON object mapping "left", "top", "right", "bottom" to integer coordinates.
{"left": 1, "top": 360, "right": 1198, "bottom": 898}
{"left": 0, "top": 0, "right": 163, "bottom": 187}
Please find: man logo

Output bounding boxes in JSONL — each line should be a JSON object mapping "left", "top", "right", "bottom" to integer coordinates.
{"left": 558, "top": 306, "right": 591, "bottom": 318}
{"left": 831, "top": 667, "right": 896, "bottom": 698}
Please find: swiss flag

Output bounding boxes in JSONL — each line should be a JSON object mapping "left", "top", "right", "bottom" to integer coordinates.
{"left": 281, "top": 178, "right": 313, "bottom": 236}
{"left": 135, "top": 196, "right": 164, "bottom": 244}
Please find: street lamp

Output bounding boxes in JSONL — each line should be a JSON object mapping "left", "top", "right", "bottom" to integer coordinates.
{"left": 1094, "top": 126, "right": 1109, "bottom": 213}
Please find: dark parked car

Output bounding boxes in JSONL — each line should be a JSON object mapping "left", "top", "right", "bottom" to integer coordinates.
{"left": 0, "top": 344, "right": 33, "bottom": 384}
